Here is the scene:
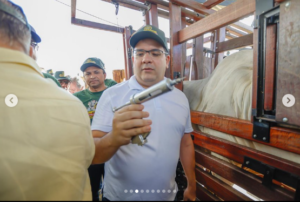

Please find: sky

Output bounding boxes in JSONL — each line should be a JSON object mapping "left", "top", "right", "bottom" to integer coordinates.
{"left": 12, "top": 0, "right": 253, "bottom": 79}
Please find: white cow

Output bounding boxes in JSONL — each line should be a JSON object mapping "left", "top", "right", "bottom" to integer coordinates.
{"left": 183, "top": 50, "right": 300, "bottom": 164}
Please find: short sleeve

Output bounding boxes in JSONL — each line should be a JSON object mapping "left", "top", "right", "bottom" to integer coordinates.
{"left": 185, "top": 105, "right": 193, "bottom": 134}
{"left": 91, "top": 90, "right": 113, "bottom": 132}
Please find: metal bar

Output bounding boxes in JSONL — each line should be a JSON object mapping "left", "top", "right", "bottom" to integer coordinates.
{"left": 71, "top": 17, "right": 124, "bottom": 33}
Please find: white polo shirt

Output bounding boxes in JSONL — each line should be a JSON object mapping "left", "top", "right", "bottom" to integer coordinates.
{"left": 92, "top": 76, "right": 193, "bottom": 201}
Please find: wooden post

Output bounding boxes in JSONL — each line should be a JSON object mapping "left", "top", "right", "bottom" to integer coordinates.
{"left": 194, "top": 36, "right": 204, "bottom": 79}
{"left": 144, "top": 2, "right": 159, "bottom": 27}
{"left": 169, "top": 2, "right": 183, "bottom": 90}
{"left": 123, "top": 26, "right": 134, "bottom": 79}
{"left": 181, "top": 17, "right": 187, "bottom": 80}
{"left": 214, "top": 27, "right": 226, "bottom": 68}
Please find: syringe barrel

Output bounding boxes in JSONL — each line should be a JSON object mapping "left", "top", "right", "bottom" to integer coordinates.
{"left": 130, "top": 78, "right": 173, "bottom": 104}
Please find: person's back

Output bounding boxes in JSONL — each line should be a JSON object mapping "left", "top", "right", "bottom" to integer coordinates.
{"left": 0, "top": 1, "right": 94, "bottom": 200}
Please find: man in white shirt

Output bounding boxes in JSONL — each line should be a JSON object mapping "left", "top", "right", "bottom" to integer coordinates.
{"left": 91, "top": 25, "right": 196, "bottom": 201}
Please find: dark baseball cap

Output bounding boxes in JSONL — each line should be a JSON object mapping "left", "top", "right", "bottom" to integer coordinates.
{"left": 80, "top": 57, "right": 105, "bottom": 73}
{"left": 54, "top": 71, "right": 70, "bottom": 81}
{"left": 30, "top": 25, "right": 41, "bottom": 43}
{"left": 47, "top": 69, "right": 53, "bottom": 75}
{"left": 0, "top": 0, "right": 30, "bottom": 30}
{"left": 130, "top": 25, "right": 168, "bottom": 52}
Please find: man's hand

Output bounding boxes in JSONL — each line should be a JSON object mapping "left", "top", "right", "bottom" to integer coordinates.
{"left": 183, "top": 185, "right": 196, "bottom": 201}
{"left": 109, "top": 104, "right": 152, "bottom": 147}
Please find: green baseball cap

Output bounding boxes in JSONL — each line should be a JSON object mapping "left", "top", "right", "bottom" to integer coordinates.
{"left": 47, "top": 69, "right": 53, "bottom": 76}
{"left": 54, "top": 71, "right": 70, "bottom": 81}
{"left": 130, "top": 25, "right": 168, "bottom": 53}
{"left": 80, "top": 57, "right": 105, "bottom": 73}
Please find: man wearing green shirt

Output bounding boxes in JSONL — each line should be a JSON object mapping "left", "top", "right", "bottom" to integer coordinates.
{"left": 73, "top": 57, "right": 116, "bottom": 201}
{"left": 74, "top": 57, "right": 117, "bottom": 124}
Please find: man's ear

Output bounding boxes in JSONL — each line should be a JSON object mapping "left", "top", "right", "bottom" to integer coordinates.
{"left": 29, "top": 46, "right": 34, "bottom": 58}
{"left": 166, "top": 55, "right": 170, "bottom": 69}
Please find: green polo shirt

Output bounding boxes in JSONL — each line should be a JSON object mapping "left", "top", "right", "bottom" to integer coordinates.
{"left": 105, "top": 79, "right": 117, "bottom": 87}
{"left": 73, "top": 89, "right": 105, "bottom": 124}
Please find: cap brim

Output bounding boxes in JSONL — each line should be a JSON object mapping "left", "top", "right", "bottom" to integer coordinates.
{"left": 57, "top": 77, "right": 70, "bottom": 81}
{"left": 31, "top": 31, "right": 41, "bottom": 43}
{"left": 80, "top": 63, "right": 103, "bottom": 72}
{"left": 130, "top": 31, "right": 168, "bottom": 52}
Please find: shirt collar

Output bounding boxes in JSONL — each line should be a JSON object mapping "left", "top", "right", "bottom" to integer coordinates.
{"left": 128, "top": 75, "right": 167, "bottom": 90}
{"left": 0, "top": 47, "right": 43, "bottom": 76}
{"left": 128, "top": 75, "right": 145, "bottom": 90}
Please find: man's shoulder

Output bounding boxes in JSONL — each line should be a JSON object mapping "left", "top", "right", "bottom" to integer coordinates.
{"left": 105, "top": 79, "right": 118, "bottom": 87}
{"left": 105, "top": 80, "right": 129, "bottom": 93}
{"left": 73, "top": 89, "right": 88, "bottom": 97}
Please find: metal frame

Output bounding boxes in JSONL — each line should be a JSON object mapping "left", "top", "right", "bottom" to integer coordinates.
{"left": 253, "top": 5, "right": 280, "bottom": 143}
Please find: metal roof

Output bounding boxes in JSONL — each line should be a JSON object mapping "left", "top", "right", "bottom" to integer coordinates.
{"left": 194, "top": 0, "right": 237, "bottom": 6}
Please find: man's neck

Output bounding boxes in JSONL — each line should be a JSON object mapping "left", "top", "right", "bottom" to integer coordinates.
{"left": 89, "top": 85, "right": 107, "bottom": 93}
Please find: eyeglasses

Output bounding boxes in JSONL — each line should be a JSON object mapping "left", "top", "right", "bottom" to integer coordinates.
{"left": 59, "top": 80, "right": 69, "bottom": 85}
{"left": 133, "top": 49, "right": 168, "bottom": 58}
{"left": 31, "top": 41, "right": 39, "bottom": 51}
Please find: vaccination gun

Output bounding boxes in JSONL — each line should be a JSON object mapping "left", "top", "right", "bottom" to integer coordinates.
{"left": 113, "top": 77, "right": 185, "bottom": 146}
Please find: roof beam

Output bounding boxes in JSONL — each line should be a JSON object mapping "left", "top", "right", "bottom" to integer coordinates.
{"left": 71, "top": 17, "right": 124, "bottom": 33}
{"left": 169, "top": 0, "right": 215, "bottom": 16}
{"left": 178, "top": 0, "right": 255, "bottom": 43}
{"left": 203, "top": 0, "right": 226, "bottom": 9}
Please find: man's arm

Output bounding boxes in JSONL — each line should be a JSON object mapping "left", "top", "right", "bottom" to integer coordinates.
{"left": 92, "top": 104, "right": 152, "bottom": 164}
{"left": 180, "top": 133, "right": 196, "bottom": 201}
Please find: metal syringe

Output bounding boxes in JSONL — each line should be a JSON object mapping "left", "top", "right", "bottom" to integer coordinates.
{"left": 113, "top": 77, "right": 185, "bottom": 146}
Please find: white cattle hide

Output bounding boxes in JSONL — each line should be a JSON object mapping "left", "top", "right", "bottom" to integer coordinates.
{"left": 183, "top": 50, "right": 300, "bottom": 164}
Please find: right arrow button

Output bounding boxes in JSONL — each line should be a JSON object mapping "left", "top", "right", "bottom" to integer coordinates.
{"left": 282, "top": 94, "right": 295, "bottom": 107}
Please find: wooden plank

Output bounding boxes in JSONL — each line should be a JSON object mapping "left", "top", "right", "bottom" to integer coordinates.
{"left": 226, "top": 26, "right": 248, "bottom": 37}
{"left": 196, "top": 183, "right": 220, "bottom": 201}
{"left": 169, "top": 0, "right": 215, "bottom": 16}
{"left": 191, "top": 111, "right": 300, "bottom": 155}
{"left": 192, "top": 131, "right": 300, "bottom": 177}
{"left": 178, "top": 0, "right": 255, "bottom": 43}
{"left": 124, "top": 27, "right": 134, "bottom": 79}
{"left": 203, "top": 0, "right": 226, "bottom": 9}
{"left": 195, "top": 149, "right": 294, "bottom": 201}
{"left": 71, "top": 18, "right": 124, "bottom": 33}
{"left": 184, "top": 55, "right": 192, "bottom": 80}
{"left": 275, "top": 0, "right": 300, "bottom": 127}
{"left": 264, "top": 25, "right": 277, "bottom": 111}
{"left": 71, "top": 0, "right": 76, "bottom": 18}
{"left": 194, "top": 36, "right": 204, "bottom": 79}
{"left": 145, "top": 10, "right": 150, "bottom": 25}
{"left": 217, "top": 33, "right": 253, "bottom": 53}
{"left": 196, "top": 168, "right": 252, "bottom": 201}
{"left": 122, "top": 32, "right": 129, "bottom": 80}
{"left": 169, "top": 2, "right": 183, "bottom": 90}
{"left": 230, "top": 21, "right": 253, "bottom": 34}
{"left": 134, "top": 0, "right": 203, "bottom": 21}
{"left": 214, "top": 27, "right": 226, "bottom": 68}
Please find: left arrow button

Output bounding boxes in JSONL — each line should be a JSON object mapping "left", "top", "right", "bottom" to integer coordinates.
{"left": 5, "top": 94, "right": 18, "bottom": 107}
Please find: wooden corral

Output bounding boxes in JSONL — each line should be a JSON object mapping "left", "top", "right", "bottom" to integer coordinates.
{"left": 70, "top": 0, "right": 300, "bottom": 201}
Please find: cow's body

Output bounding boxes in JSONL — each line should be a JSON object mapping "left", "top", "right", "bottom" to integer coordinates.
{"left": 183, "top": 50, "right": 300, "bottom": 164}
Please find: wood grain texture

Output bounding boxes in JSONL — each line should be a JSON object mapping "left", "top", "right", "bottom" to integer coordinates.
{"left": 275, "top": 0, "right": 300, "bottom": 127}
{"left": 191, "top": 111, "right": 300, "bottom": 155}
{"left": 193, "top": 131, "right": 300, "bottom": 177}
{"left": 178, "top": 0, "right": 255, "bottom": 43}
